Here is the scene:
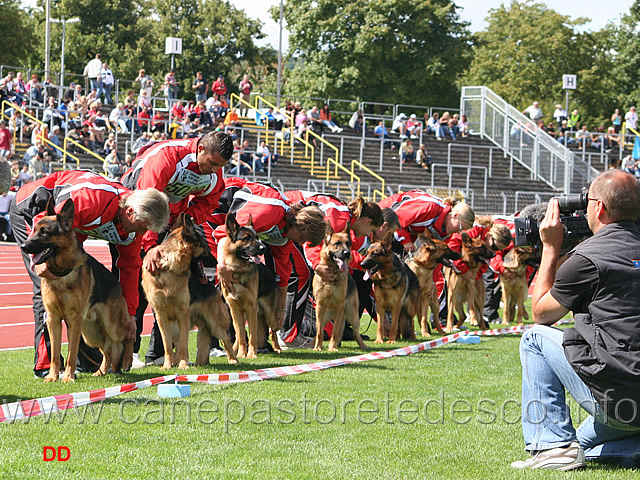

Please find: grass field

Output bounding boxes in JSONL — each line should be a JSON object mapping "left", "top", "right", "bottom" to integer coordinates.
{"left": 0, "top": 316, "right": 636, "bottom": 479}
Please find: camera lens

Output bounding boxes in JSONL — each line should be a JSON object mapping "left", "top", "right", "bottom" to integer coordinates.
{"left": 554, "top": 192, "right": 588, "bottom": 213}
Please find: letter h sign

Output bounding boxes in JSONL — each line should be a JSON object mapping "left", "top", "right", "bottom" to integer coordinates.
{"left": 563, "top": 74, "right": 577, "bottom": 90}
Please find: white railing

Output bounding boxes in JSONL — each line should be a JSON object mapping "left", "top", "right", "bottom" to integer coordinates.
{"left": 461, "top": 86, "right": 599, "bottom": 193}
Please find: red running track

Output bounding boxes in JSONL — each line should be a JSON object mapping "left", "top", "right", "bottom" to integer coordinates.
{"left": 0, "top": 241, "right": 153, "bottom": 351}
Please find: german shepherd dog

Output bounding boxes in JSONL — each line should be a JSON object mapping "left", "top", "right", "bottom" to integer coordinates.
{"left": 361, "top": 231, "right": 421, "bottom": 343}
{"left": 406, "top": 233, "right": 461, "bottom": 336}
{"left": 142, "top": 213, "right": 236, "bottom": 369}
{"left": 219, "top": 212, "right": 282, "bottom": 359}
{"left": 312, "top": 226, "right": 367, "bottom": 351}
{"left": 21, "top": 199, "right": 135, "bottom": 383}
{"left": 444, "top": 232, "right": 494, "bottom": 333}
{"left": 500, "top": 246, "right": 537, "bottom": 325}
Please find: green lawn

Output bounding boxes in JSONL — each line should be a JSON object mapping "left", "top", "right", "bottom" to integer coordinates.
{"left": 0, "top": 317, "right": 635, "bottom": 479}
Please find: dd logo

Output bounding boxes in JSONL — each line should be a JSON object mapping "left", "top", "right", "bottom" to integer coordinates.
{"left": 43, "top": 446, "right": 70, "bottom": 461}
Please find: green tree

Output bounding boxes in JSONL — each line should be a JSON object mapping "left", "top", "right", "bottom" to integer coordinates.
{"left": 610, "top": 1, "right": 640, "bottom": 109}
{"left": 276, "top": 0, "right": 472, "bottom": 110}
{"left": 0, "top": 0, "right": 38, "bottom": 67}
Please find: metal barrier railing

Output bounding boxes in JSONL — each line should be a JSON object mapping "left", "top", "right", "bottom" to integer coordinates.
{"left": 350, "top": 159, "right": 385, "bottom": 201}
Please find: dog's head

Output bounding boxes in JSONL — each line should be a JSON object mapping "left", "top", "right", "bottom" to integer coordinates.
{"left": 21, "top": 198, "right": 75, "bottom": 266}
{"left": 225, "top": 212, "right": 266, "bottom": 264}
{"left": 320, "top": 223, "right": 352, "bottom": 272}
{"left": 413, "top": 232, "right": 461, "bottom": 270}
{"left": 460, "top": 232, "right": 494, "bottom": 269}
{"left": 361, "top": 230, "right": 394, "bottom": 278}
{"left": 169, "top": 212, "right": 208, "bottom": 259}
{"left": 503, "top": 246, "right": 538, "bottom": 273}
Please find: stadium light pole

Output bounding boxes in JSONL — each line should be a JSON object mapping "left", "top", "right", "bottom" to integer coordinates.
{"left": 50, "top": 18, "right": 81, "bottom": 90}
{"left": 276, "top": 0, "right": 283, "bottom": 109}
{"left": 44, "top": 0, "right": 51, "bottom": 79}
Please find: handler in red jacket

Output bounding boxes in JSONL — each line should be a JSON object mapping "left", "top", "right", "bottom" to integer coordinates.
{"left": 10, "top": 170, "right": 169, "bottom": 377}
{"left": 121, "top": 131, "right": 234, "bottom": 365}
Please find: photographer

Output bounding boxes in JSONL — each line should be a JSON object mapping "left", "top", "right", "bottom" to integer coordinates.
{"left": 512, "top": 170, "right": 640, "bottom": 471}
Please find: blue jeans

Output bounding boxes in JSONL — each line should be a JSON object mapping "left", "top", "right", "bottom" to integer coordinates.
{"left": 90, "top": 78, "right": 103, "bottom": 99}
{"left": 102, "top": 84, "right": 113, "bottom": 105}
{"left": 519, "top": 325, "right": 640, "bottom": 461}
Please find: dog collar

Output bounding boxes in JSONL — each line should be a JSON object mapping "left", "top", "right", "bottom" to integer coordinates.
{"left": 51, "top": 267, "right": 74, "bottom": 277}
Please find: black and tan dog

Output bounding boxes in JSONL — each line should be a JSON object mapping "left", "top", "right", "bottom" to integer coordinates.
{"left": 444, "top": 232, "right": 494, "bottom": 333}
{"left": 312, "top": 226, "right": 367, "bottom": 351}
{"left": 218, "top": 212, "right": 282, "bottom": 359}
{"left": 142, "top": 213, "right": 236, "bottom": 369}
{"left": 406, "top": 233, "right": 461, "bottom": 336}
{"left": 21, "top": 199, "right": 135, "bottom": 383}
{"left": 500, "top": 246, "right": 537, "bottom": 325}
{"left": 361, "top": 231, "right": 421, "bottom": 343}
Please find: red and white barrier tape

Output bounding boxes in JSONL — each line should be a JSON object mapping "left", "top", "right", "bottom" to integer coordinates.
{"left": 0, "top": 374, "right": 176, "bottom": 423}
{"left": 0, "top": 319, "right": 575, "bottom": 423}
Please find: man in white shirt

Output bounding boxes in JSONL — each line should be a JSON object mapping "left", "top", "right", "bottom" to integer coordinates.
{"left": 553, "top": 104, "right": 567, "bottom": 129}
{"left": 523, "top": 101, "right": 544, "bottom": 123}
{"left": 625, "top": 106, "right": 638, "bottom": 131}
{"left": 100, "top": 63, "right": 115, "bottom": 105}
{"left": 83, "top": 53, "right": 103, "bottom": 99}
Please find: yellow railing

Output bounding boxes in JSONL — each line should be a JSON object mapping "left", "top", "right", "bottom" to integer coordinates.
{"left": 1, "top": 100, "right": 82, "bottom": 169}
{"left": 621, "top": 122, "right": 640, "bottom": 149}
{"left": 63, "top": 137, "right": 104, "bottom": 168}
{"left": 350, "top": 159, "right": 386, "bottom": 201}
{"left": 229, "top": 92, "right": 268, "bottom": 141}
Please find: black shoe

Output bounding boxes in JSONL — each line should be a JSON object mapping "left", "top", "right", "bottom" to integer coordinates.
{"left": 34, "top": 369, "right": 50, "bottom": 378}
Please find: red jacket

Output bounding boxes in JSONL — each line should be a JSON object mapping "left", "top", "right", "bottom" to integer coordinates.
{"left": 122, "top": 137, "right": 225, "bottom": 250}
{"left": 285, "top": 190, "right": 368, "bottom": 270}
{"left": 378, "top": 190, "right": 451, "bottom": 244}
{"left": 14, "top": 170, "right": 142, "bottom": 315}
{"left": 447, "top": 225, "right": 489, "bottom": 278}
{"left": 212, "top": 79, "right": 227, "bottom": 96}
{"left": 213, "top": 180, "right": 293, "bottom": 287}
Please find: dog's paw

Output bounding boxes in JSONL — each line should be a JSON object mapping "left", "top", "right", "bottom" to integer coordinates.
{"left": 328, "top": 347, "right": 338, "bottom": 353}
{"left": 246, "top": 352, "right": 257, "bottom": 359}
{"left": 385, "top": 340, "right": 396, "bottom": 345}
{"left": 178, "top": 360, "right": 189, "bottom": 370}
{"left": 43, "top": 375, "right": 58, "bottom": 383}
{"left": 62, "top": 375, "right": 75, "bottom": 383}
{"left": 227, "top": 358, "right": 238, "bottom": 365}
{"left": 421, "top": 330, "right": 431, "bottom": 338}
{"left": 374, "top": 338, "right": 384, "bottom": 344}
{"left": 160, "top": 363, "right": 172, "bottom": 371}
{"left": 92, "top": 370, "right": 106, "bottom": 377}
{"left": 313, "top": 346, "right": 322, "bottom": 352}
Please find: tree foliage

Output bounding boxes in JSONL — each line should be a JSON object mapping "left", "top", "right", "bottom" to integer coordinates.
{"left": 0, "top": 0, "right": 39, "bottom": 67}
{"left": 277, "top": 0, "right": 472, "bottom": 109}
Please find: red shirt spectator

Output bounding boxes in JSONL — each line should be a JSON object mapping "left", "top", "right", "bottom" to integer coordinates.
{"left": 212, "top": 75, "right": 228, "bottom": 96}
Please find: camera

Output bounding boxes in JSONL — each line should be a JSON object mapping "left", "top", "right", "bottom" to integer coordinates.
{"left": 514, "top": 193, "right": 593, "bottom": 251}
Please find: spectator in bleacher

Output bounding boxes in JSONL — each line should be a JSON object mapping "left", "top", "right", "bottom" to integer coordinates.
{"left": 374, "top": 120, "right": 394, "bottom": 149}
{"left": 103, "top": 131, "right": 117, "bottom": 155}
{"left": 590, "top": 126, "right": 608, "bottom": 152}
{"left": 99, "top": 62, "right": 115, "bottom": 105}
{"left": 29, "top": 150, "right": 45, "bottom": 179}
{"left": 553, "top": 104, "right": 567, "bottom": 129}
{"left": 8, "top": 109, "right": 23, "bottom": 138}
{"left": 23, "top": 141, "right": 44, "bottom": 163}
{"left": 625, "top": 106, "right": 638, "bottom": 132}
{"left": 17, "top": 163, "right": 32, "bottom": 186}
{"left": 400, "top": 138, "right": 416, "bottom": 163}
{"left": 194, "top": 99, "right": 213, "bottom": 127}
{"left": 14, "top": 72, "right": 26, "bottom": 101}
{"left": 1, "top": 72, "right": 22, "bottom": 105}
{"left": 206, "top": 95, "right": 220, "bottom": 121}
{"left": 0, "top": 188, "right": 16, "bottom": 242}
{"left": 575, "top": 125, "right": 592, "bottom": 148}
{"left": 0, "top": 121, "right": 13, "bottom": 159}
{"left": 137, "top": 90, "right": 151, "bottom": 112}
{"left": 123, "top": 89, "right": 136, "bottom": 108}
{"left": 255, "top": 140, "right": 277, "bottom": 166}
{"left": 557, "top": 120, "right": 573, "bottom": 145}
{"left": 392, "top": 112, "right": 407, "bottom": 138}
{"left": 135, "top": 69, "right": 154, "bottom": 98}
{"left": 426, "top": 112, "right": 440, "bottom": 135}
{"left": 320, "top": 104, "right": 343, "bottom": 133}
{"left": 110, "top": 103, "right": 129, "bottom": 133}
{"left": 161, "top": 69, "right": 178, "bottom": 102}
{"left": 450, "top": 113, "right": 461, "bottom": 138}
{"left": 224, "top": 107, "right": 241, "bottom": 128}
{"left": 132, "top": 131, "right": 151, "bottom": 154}
{"left": 229, "top": 140, "right": 254, "bottom": 176}
{"left": 48, "top": 125, "right": 63, "bottom": 159}
{"left": 348, "top": 109, "right": 364, "bottom": 134}
{"left": 27, "top": 75, "right": 44, "bottom": 108}
{"left": 459, "top": 115, "right": 470, "bottom": 137}
{"left": 567, "top": 108, "right": 581, "bottom": 132}
{"left": 416, "top": 143, "right": 431, "bottom": 170}
{"left": 611, "top": 108, "right": 622, "bottom": 133}
{"left": 64, "top": 82, "right": 76, "bottom": 103}
{"left": 151, "top": 110, "right": 165, "bottom": 134}
{"left": 606, "top": 126, "right": 620, "bottom": 150}
{"left": 171, "top": 100, "right": 185, "bottom": 121}
{"left": 406, "top": 114, "right": 422, "bottom": 139}
{"left": 543, "top": 121, "right": 556, "bottom": 138}
{"left": 219, "top": 95, "right": 229, "bottom": 119}
{"left": 522, "top": 101, "right": 543, "bottom": 123}
{"left": 293, "top": 101, "right": 303, "bottom": 119}
{"left": 295, "top": 107, "right": 307, "bottom": 127}
{"left": 238, "top": 74, "right": 252, "bottom": 117}
{"left": 72, "top": 83, "right": 83, "bottom": 103}
{"left": 211, "top": 75, "right": 227, "bottom": 97}
{"left": 437, "top": 111, "right": 455, "bottom": 140}
{"left": 83, "top": 53, "right": 103, "bottom": 99}
{"left": 192, "top": 71, "right": 208, "bottom": 103}
{"left": 66, "top": 123, "right": 91, "bottom": 152}
{"left": 137, "top": 106, "right": 151, "bottom": 131}
{"left": 308, "top": 105, "right": 323, "bottom": 134}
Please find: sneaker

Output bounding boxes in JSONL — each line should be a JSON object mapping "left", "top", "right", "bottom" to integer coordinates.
{"left": 131, "top": 353, "right": 146, "bottom": 369}
{"left": 209, "top": 348, "right": 227, "bottom": 358}
{"left": 511, "top": 441, "right": 586, "bottom": 471}
{"left": 146, "top": 356, "right": 165, "bottom": 366}
{"left": 283, "top": 335, "right": 314, "bottom": 349}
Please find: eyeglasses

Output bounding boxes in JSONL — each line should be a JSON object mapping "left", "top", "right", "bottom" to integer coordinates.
{"left": 588, "top": 197, "right": 606, "bottom": 210}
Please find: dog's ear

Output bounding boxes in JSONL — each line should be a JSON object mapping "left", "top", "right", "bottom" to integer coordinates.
{"left": 342, "top": 221, "right": 350, "bottom": 234}
{"left": 45, "top": 197, "right": 56, "bottom": 216}
{"left": 461, "top": 231, "right": 473, "bottom": 247}
{"left": 226, "top": 212, "right": 240, "bottom": 240}
{"left": 173, "top": 212, "right": 186, "bottom": 230}
{"left": 382, "top": 230, "right": 393, "bottom": 249}
{"left": 57, "top": 199, "right": 74, "bottom": 232}
{"left": 181, "top": 213, "right": 197, "bottom": 239}
{"left": 247, "top": 214, "right": 254, "bottom": 228}
{"left": 324, "top": 223, "right": 335, "bottom": 245}
{"left": 418, "top": 233, "right": 434, "bottom": 249}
